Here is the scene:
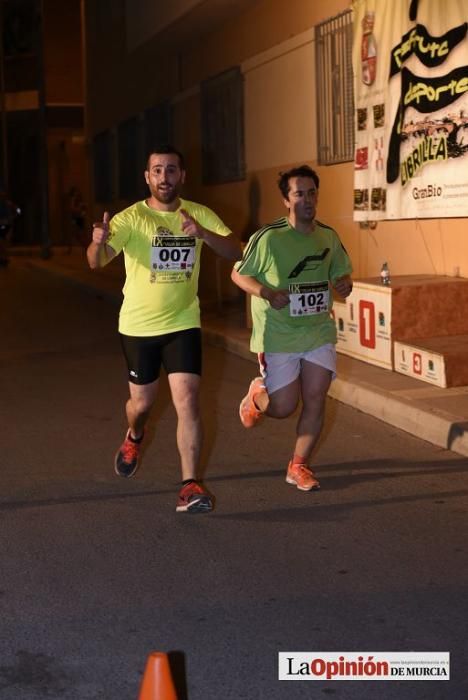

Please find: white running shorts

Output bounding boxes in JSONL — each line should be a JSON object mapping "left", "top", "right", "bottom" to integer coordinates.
{"left": 258, "top": 343, "right": 337, "bottom": 395}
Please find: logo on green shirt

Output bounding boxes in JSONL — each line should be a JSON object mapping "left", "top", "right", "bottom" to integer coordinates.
{"left": 288, "top": 249, "right": 330, "bottom": 278}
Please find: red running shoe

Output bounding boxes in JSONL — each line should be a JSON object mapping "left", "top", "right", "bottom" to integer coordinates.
{"left": 286, "top": 461, "right": 320, "bottom": 491}
{"left": 239, "top": 377, "right": 268, "bottom": 428}
{"left": 114, "top": 429, "right": 143, "bottom": 478}
{"left": 176, "top": 481, "right": 213, "bottom": 513}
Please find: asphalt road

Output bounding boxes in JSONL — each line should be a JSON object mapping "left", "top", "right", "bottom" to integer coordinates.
{"left": 1, "top": 260, "right": 467, "bottom": 699}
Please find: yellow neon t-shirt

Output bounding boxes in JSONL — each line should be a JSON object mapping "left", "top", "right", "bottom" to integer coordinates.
{"left": 108, "top": 199, "right": 231, "bottom": 336}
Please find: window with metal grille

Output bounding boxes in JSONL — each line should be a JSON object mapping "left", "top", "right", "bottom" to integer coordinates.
{"left": 315, "top": 10, "right": 354, "bottom": 165}
{"left": 117, "top": 116, "right": 141, "bottom": 201}
{"left": 201, "top": 67, "right": 245, "bottom": 185}
{"left": 144, "top": 102, "right": 172, "bottom": 155}
{"left": 136, "top": 102, "right": 173, "bottom": 199}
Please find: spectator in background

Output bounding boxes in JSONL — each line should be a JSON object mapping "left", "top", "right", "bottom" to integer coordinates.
{"left": 68, "top": 186, "right": 87, "bottom": 249}
{"left": 0, "top": 187, "right": 20, "bottom": 267}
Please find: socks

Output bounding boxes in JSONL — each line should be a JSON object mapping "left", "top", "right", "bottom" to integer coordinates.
{"left": 128, "top": 432, "right": 143, "bottom": 443}
{"left": 253, "top": 384, "right": 269, "bottom": 412}
{"left": 181, "top": 478, "right": 197, "bottom": 486}
{"left": 292, "top": 453, "right": 308, "bottom": 466}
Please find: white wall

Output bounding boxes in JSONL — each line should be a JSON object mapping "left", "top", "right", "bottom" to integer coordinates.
{"left": 243, "top": 29, "right": 317, "bottom": 172}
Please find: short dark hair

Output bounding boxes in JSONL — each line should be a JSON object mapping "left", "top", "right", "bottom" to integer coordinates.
{"left": 278, "top": 165, "right": 320, "bottom": 199}
{"left": 146, "top": 144, "right": 185, "bottom": 170}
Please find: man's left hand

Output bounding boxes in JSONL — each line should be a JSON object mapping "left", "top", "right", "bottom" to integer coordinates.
{"left": 180, "top": 209, "right": 205, "bottom": 239}
{"left": 333, "top": 275, "right": 353, "bottom": 298}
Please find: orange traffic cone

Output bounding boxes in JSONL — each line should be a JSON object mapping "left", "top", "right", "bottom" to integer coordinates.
{"left": 138, "top": 652, "right": 178, "bottom": 700}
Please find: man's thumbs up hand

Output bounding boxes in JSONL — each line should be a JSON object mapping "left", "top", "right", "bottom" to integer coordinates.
{"left": 92, "top": 211, "right": 110, "bottom": 245}
{"left": 180, "top": 208, "right": 204, "bottom": 239}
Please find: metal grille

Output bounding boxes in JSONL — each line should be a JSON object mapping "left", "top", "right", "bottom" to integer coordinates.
{"left": 118, "top": 116, "right": 140, "bottom": 200}
{"left": 144, "top": 102, "right": 172, "bottom": 155}
{"left": 140, "top": 102, "right": 172, "bottom": 198}
{"left": 315, "top": 10, "right": 354, "bottom": 165}
{"left": 201, "top": 67, "right": 245, "bottom": 185}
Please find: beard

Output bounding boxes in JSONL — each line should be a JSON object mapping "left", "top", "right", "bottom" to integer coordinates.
{"left": 151, "top": 184, "right": 179, "bottom": 204}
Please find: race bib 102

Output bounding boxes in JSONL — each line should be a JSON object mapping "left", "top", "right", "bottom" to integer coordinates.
{"left": 288, "top": 281, "right": 330, "bottom": 316}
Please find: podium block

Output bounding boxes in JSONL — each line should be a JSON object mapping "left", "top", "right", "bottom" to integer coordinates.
{"left": 387, "top": 275, "right": 468, "bottom": 340}
{"left": 394, "top": 336, "right": 468, "bottom": 388}
{"left": 334, "top": 275, "right": 468, "bottom": 372}
{"left": 334, "top": 282, "right": 392, "bottom": 369}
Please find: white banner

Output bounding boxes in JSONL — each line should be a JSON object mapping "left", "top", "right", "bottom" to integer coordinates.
{"left": 352, "top": 0, "right": 468, "bottom": 220}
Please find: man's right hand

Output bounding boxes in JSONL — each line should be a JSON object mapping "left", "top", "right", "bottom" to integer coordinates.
{"left": 92, "top": 211, "right": 110, "bottom": 245}
{"left": 261, "top": 286, "right": 290, "bottom": 310}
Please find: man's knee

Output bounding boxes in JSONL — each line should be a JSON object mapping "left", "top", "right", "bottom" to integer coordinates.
{"left": 170, "top": 378, "right": 200, "bottom": 416}
{"left": 267, "top": 395, "right": 298, "bottom": 419}
{"left": 129, "top": 392, "right": 154, "bottom": 416}
{"left": 175, "top": 391, "right": 199, "bottom": 416}
{"left": 129, "top": 385, "right": 156, "bottom": 416}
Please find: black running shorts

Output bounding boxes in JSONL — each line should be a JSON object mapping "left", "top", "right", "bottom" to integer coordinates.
{"left": 119, "top": 328, "right": 202, "bottom": 385}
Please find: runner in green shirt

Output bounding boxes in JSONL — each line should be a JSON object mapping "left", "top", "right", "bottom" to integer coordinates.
{"left": 87, "top": 145, "right": 241, "bottom": 513}
{"left": 232, "top": 165, "right": 353, "bottom": 492}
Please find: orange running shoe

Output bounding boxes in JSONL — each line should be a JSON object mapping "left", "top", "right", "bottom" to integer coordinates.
{"left": 176, "top": 481, "right": 213, "bottom": 513}
{"left": 114, "top": 429, "right": 143, "bottom": 478}
{"left": 239, "top": 377, "right": 268, "bottom": 428}
{"left": 286, "top": 461, "right": 320, "bottom": 491}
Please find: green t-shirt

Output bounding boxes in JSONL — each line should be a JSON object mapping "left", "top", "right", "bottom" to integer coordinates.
{"left": 234, "top": 217, "right": 352, "bottom": 352}
{"left": 108, "top": 199, "right": 231, "bottom": 336}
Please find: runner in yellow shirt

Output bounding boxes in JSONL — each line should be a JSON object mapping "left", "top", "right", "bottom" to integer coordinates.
{"left": 87, "top": 145, "right": 241, "bottom": 513}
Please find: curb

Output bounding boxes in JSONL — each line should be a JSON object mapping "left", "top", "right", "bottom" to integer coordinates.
{"left": 329, "top": 377, "right": 468, "bottom": 457}
{"left": 26, "top": 257, "right": 468, "bottom": 458}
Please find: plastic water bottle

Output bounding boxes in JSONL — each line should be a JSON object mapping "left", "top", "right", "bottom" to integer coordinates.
{"left": 380, "top": 262, "right": 391, "bottom": 286}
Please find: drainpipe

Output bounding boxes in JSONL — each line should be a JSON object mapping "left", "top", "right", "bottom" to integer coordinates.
{"left": 0, "top": 1, "right": 9, "bottom": 189}
{"left": 37, "top": 0, "right": 51, "bottom": 258}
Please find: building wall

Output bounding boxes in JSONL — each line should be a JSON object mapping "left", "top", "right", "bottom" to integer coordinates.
{"left": 1, "top": 0, "right": 85, "bottom": 247}
{"left": 84, "top": 0, "right": 468, "bottom": 302}
{"left": 47, "top": 130, "right": 87, "bottom": 247}
{"left": 43, "top": 0, "right": 85, "bottom": 246}
{"left": 43, "top": 0, "right": 83, "bottom": 104}
{"left": 125, "top": 0, "right": 201, "bottom": 51}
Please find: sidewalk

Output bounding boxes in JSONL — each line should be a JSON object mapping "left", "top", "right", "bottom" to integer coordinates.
{"left": 17, "top": 245, "right": 468, "bottom": 458}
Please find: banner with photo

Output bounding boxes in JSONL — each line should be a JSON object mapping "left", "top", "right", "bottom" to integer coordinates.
{"left": 352, "top": 0, "right": 468, "bottom": 220}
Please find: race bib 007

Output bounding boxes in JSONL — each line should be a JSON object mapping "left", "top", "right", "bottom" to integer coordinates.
{"left": 288, "top": 281, "right": 330, "bottom": 316}
{"left": 151, "top": 235, "right": 196, "bottom": 272}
